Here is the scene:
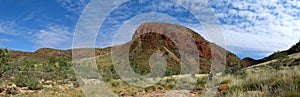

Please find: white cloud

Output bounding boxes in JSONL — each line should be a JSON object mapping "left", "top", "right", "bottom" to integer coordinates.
{"left": 56, "top": 0, "right": 90, "bottom": 14}
{"left": 32, "top": 25, "right": 73, "bottom": 49}
{"left": 205, "top": 0, "right": 300, "bottom": 58}
{"left": 70, "top": 0, "right": 300, "bottom": 59}
{"left": 0, "top": 21, "right": 17, "bottom": 35}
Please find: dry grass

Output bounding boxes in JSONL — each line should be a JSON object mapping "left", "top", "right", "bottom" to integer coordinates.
{"left": 223, "top": 63, "right": 300, "bottom": 97}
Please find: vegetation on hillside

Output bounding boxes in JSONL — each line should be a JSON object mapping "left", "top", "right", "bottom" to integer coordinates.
{"left": 0, "top": 48, "right": 79, "bottom": 96}
{"left": 259, "top": 40, "right": 300, "bottom": 63}
{"left": 221, "top": 53, "right": 300, "bottom": 97}
{"left": 0, "top": 48, "right": 13, "bottom": 78}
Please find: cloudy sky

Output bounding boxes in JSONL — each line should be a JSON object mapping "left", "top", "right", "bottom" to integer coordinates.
{"left": 0, "top": 0, "right": 299, "bottom": 59}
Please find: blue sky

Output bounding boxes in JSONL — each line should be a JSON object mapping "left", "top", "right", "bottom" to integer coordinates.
{"left": 0, "top": 0, "right": 299, "bottom": 59}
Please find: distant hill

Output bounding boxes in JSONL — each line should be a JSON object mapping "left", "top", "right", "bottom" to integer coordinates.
{"left": 9, "top": 48, "right": 111, "bottom": 62}
{"left": 243, "top": 40, "right": 300, "bottom": 66}
{"left": 242, "top": 57, "right": 259, "bottom": 66}
{"left": 260, "top": 40, "right": 300, "bottom": 62}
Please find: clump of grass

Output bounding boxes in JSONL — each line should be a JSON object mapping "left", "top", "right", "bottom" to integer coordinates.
{"left": 220, "top": 79, "right": 231, "bottom": 84}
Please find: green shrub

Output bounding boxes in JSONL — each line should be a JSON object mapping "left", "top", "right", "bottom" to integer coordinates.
{"left": 145, "top": 86, "right": 156, "bottom": 92}
{"left": 0, "top": 48, "right": 13, "bottom": 77}
{"left": 196, "top": 76, "right": 207, "bottom": 85}
{"left": 27, "top": 78, "right": 42, "bottom": 90}
{"left": 271, "top": 51, "right": 288, "bottom": 60}
{"left": 14, "top": 73, "right": 42, "bottom": 90}
{"left": 42, "top": 72, "right": 57, "bottom": 81}
{"left": 165, "top": 66, "right": 181, "bottom": 76}
{"left": 111, "top": 81, "right": 119, "bottom": 87}
{"left": 224, "top": 62, "right": 247, "bottom": 77}
{"left": 165, "top": 84, "right": 175, "bottom": 90}
{"left": 14, "top": 74, "right": 28, "bottom": 87}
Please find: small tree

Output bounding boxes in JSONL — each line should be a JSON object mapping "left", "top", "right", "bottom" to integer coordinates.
{"left": 0, "top": 48, "right": 12, "bottom": 77}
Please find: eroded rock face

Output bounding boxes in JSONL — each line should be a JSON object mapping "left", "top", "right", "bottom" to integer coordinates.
{"left": 132, "top": 22, "right": 211, "bottom": 59}
{"left": 130, "top": 22, "right": 245, "bottom": 69}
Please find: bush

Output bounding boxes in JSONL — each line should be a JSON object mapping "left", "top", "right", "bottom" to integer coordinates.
{"left": 27, "top": 78, "right": 42, "bottom": 90}
{"left": 14, "top": 73, "right": 42, "bottom": 90}
{"left": 145, "top": 86, "right": 156, "bottom": 92}
{"left": 14, "top": 74, "right": 28, "bottom": 87}
{"left": 196, "top": 76, "right": 207, "bottom": 85}
{"left": 165, "top": 84, "right": 175, "bottom": 90}
{"left": 111, "top": 81, "right": 119, "bottom": 87}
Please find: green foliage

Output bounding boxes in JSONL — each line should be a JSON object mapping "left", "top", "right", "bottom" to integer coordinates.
{"left": 101, "top": 65, "right": 120, "bottom": 81}
{"left": 224, "top": 62, "right": 247, "bottom": 77}
{"left": 14, "top": 73, "right": 28, "bottom": 87}
{"left": 193, "top": 76, "right": 207, "bottom": 90}
{"left": 165, "top": 84, "right": 175, "bottom": 90}
{"left": 18, "top": 58, "right": 37, "bottom": 71}
{"left": 145, "top": 86, "right": 156, "bottom": 92}
{"left": 42, "top": 63, "right": 55, "bottom": 72}
{"left": 27, "top": 77, "right": 43, "bottom": 90}
{"left": 111, "top": 81, "right": 119, "bottom": 87}
{"left": 55, "top": 57, "right": 72, "bottom": 80}
{"left": 14, "top": 73, "right": 42, "bottom": 90}
{"left": 165, "top": 66, "right": 181, "bottom": 76}
{"left": 130, "top": 60, "right": 150, "bottom": 75}
{"left": 196, "top": 76, "right": 207, "bottom": 85}
{"left": 17, "top": 58, "right": 37, "bottom": 79}
{"left": 271, "top": 51, "right": 288, "bottom": 60}
{"left": 220, "top": 79, "right": 231, "bottom": 84}
{"left": 42, "top": 56, "right": 74, "bottom": 81}
{"left": 0, "top": 48, "right": 12, "bottom": 77}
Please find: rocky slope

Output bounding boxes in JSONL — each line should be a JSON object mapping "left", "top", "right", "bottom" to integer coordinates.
{"left": 127, "top": 22, "right": 245, "bottom": 74}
